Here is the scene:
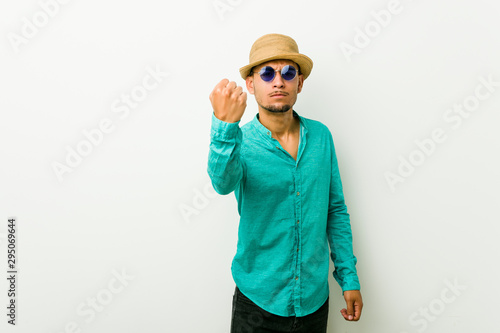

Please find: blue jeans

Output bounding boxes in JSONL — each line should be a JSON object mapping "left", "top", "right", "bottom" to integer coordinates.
{"left": 230, "top": 286, "right": 329, "bottom": 333}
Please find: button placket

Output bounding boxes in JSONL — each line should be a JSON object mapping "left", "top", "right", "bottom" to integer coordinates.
{"left": 292, "top": 169, "right": 303, "bottom": 314}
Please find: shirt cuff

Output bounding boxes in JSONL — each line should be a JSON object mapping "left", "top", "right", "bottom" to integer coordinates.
{"left": 211, "top": 111, "right": 241, "bottom": 140}
{"left": 340, "top": 275, "right": 361, "bottom": 293}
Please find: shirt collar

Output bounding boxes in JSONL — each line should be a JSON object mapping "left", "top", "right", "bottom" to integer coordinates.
{"left": 251, "top": 109, "right": 307, "bottom": 140}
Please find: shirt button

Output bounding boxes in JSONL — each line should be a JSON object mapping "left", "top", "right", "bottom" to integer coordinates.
{"left": 297, "top": 248, "right": 299, "bottom": 252}
{"left": 295, "top": 277, "right": 299, "bottom": 280}
{"left": 297, "top": 220, "right": 299, "bottom": 224}
{"left": 296, "top": 191, "right": 300, "bottom": 196}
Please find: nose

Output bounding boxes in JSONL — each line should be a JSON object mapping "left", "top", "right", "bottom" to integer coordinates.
{"left": 273, "top": 71, "right": 285, "bottom": 88}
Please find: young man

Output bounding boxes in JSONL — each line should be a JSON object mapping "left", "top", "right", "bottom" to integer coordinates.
{"left": 207, "top": 33, "right": 363, "bottom": 332}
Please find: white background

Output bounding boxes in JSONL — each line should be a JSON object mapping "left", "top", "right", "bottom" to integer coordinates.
{"left": 1, "top": 0, "right": 499, "bottom": 332}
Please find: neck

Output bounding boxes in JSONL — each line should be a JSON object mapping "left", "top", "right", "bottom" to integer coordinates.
{"left": 257, "top": 108, "right": 299, "bottom": 140}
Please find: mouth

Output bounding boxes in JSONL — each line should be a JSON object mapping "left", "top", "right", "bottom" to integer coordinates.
{"left": 270, "top": 93, "right": 288, "bottom": 98}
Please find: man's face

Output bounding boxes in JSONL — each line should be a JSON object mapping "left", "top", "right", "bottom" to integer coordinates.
{"left": 245, "top": 59, "right": 304, "bottom": 114}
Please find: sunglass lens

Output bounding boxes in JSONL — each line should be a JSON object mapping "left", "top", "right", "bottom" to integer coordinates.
{"left": 259, "top": 66, "right": 275, "bottom": 82}
{"left": 281, "top": 65, "right": 297, "bottom": 80}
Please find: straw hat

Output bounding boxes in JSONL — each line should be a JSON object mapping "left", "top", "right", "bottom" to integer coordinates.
{"left": 239, "top": 33, "right": 313, "bottom": 80}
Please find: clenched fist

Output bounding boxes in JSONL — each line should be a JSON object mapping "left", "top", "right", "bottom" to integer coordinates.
{"left": 209, "top": 79, "right": 247, "bottom": 123}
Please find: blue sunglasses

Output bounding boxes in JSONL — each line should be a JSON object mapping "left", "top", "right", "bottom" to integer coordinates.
{"left": 253, "top": 65, "right": 298, "bottom": 82}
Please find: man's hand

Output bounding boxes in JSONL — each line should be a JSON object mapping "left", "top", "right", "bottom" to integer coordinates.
{"left": 209, "top": 79, "right": 247, "bottom": 123}
{"left": 340, "top": 290, "right": 363, "bottom": 321}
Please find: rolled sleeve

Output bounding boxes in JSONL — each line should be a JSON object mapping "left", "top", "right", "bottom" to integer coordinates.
{"left": 207, "top": 112, "right": 245, "bottom": 195}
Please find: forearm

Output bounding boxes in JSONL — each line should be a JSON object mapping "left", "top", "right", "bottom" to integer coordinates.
{"left": 327, "top": 208, "right": 360, "bottom": 292}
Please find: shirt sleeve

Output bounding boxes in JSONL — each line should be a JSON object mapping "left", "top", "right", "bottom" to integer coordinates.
{"left": 326, "top": 131, "right": 360, "bottom": 293}
{"left": 207, "top": 111, "right": 245, "bottom": 195}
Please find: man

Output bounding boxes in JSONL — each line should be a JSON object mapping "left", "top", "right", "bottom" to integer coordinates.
{"left": 207, "top": 33, "right": 363, "bottom": 333}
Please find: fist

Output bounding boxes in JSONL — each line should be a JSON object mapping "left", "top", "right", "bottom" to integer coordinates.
{"left": 209, "top": 79, "right": 247, "bottom": 123}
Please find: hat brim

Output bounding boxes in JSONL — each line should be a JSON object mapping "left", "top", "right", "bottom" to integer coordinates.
{"left": 239, "top": 53, "right": 313, "bottom": 80}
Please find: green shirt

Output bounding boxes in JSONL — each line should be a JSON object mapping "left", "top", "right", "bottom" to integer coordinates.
{"left": 207, "top": 109, "right": 360, "bottom": 317}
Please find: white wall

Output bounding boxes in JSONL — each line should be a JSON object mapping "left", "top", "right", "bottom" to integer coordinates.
{"left": 1, "top": 0, "right": 499, "bottom": 332}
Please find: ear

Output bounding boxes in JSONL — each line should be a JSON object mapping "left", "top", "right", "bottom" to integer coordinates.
{"left": 297, "top": 74, "right": 304, "bottom": 94}
{"left": 246, "top": 75, "right": 255, "bottom": 95}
